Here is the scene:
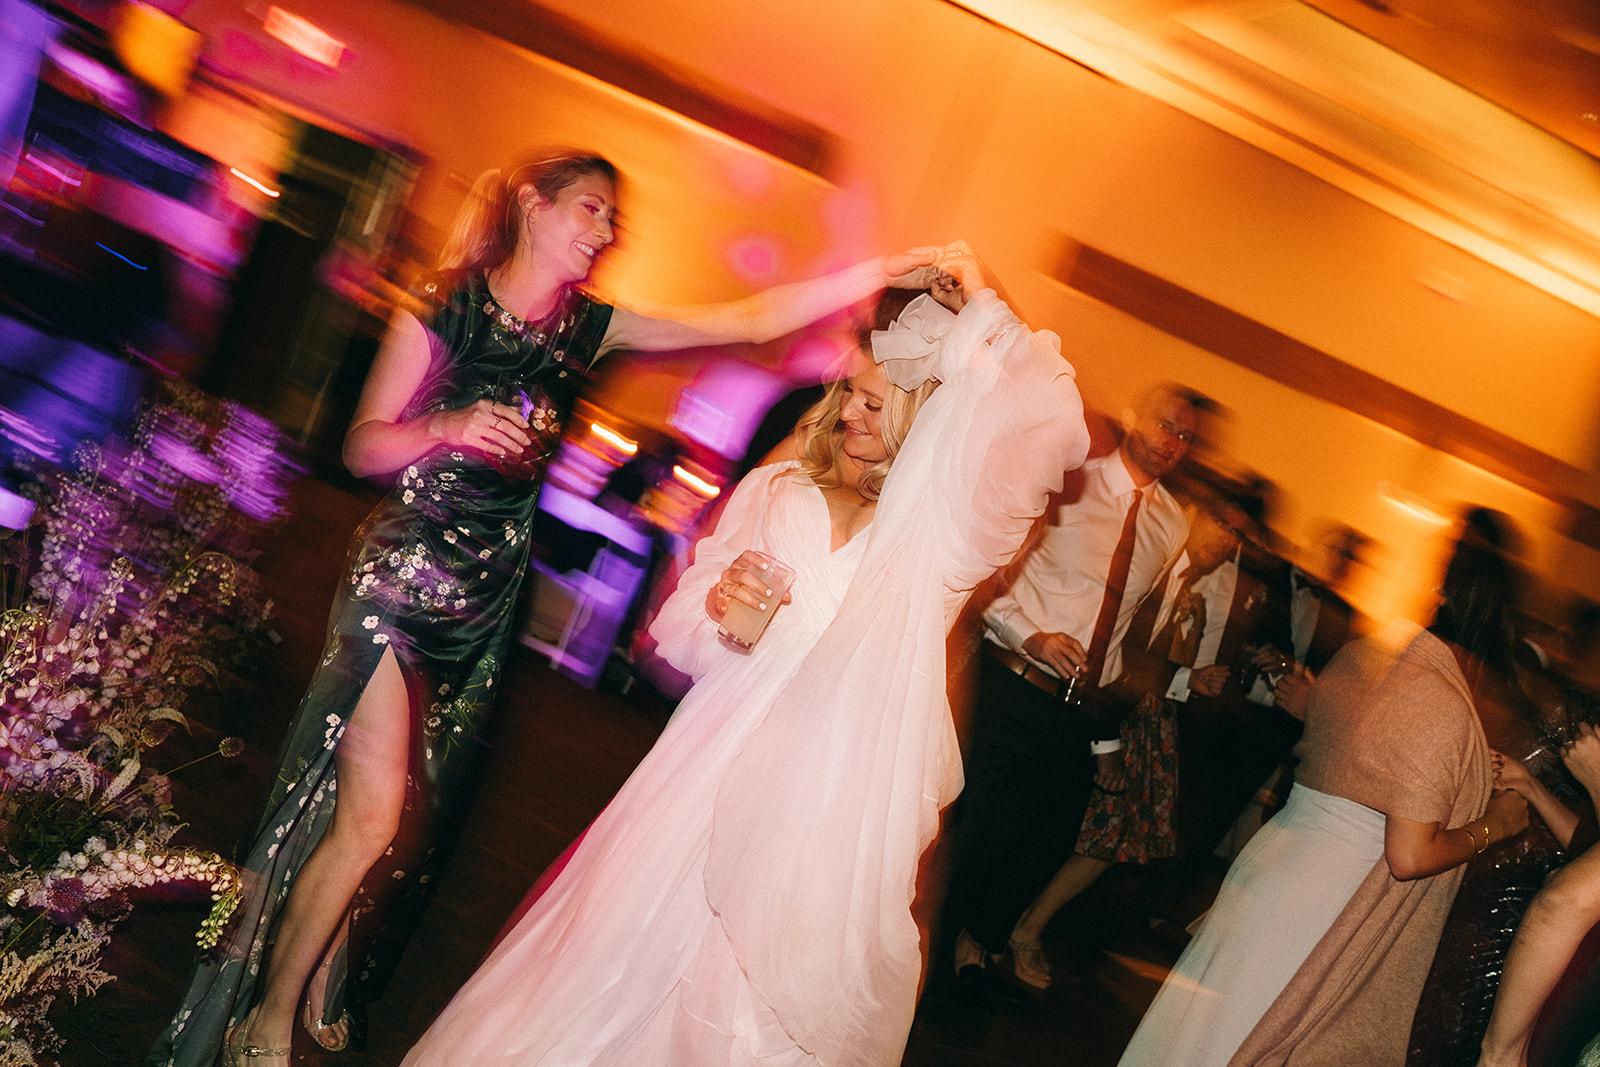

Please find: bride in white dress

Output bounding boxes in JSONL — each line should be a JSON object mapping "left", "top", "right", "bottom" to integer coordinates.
{"left": 402, "top": 251, "right": 1089, "bottom": 1067}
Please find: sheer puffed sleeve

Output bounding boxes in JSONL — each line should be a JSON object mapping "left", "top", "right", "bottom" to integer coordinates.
{"left": 646, "top": 463, "right": 788, "bottom": 683}
{"left": 703, "top": 288, "right": 1088, "bottom": 1066}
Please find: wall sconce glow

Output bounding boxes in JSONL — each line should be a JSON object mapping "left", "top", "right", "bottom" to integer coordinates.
{"left": 229, "top": 167, "right": 281, "bottom": 197}
{"left": 589, "top": 422, "right": 638, "bottom": 456}
{"left": 262, "top": 6, "right": 345, "bottom": 68}
{"left": 672, "top": 465, "right": 720, "bottom": 499}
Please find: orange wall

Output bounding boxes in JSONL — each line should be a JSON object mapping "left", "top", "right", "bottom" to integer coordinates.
{"left": 163, "top": 0, "right": 1600, "bottom": 620}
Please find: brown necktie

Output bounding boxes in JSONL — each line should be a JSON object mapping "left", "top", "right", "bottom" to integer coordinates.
{"left": 1084, "top": 488, "right": 1142, "bottom": 687}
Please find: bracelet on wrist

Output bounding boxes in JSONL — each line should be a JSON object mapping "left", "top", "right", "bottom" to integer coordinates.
{"left": 1481, "top": 821, "right": 1492, "bottom": 849}
{"left": 1463, "top": 824, "right": 1482, "bottom": 853}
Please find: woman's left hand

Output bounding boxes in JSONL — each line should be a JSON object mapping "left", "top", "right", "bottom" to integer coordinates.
{"left": 705, "top": 550, "right": 793, "bottom": 623}
{"left": 1483, "top": 787, "right": 1530, "bottom": 843}
{"left": 1272, "top": 669, "right": 1314, "bottom": 719}
{"left": 934, "top": 248, "right": 988, "bottom": 293}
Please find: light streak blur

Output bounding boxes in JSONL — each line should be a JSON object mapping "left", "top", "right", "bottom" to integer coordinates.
{"left": 261, "top": 6, "right": 345, "bottom": 68}
{"left": 589, "top": 422, "right": 639, "bottom": 456}
{"left": 1381, "top": 486, "right": 1450, "bottom": 526}
{"left": 228, "top": 167, "right": 280, "bottom": 198}
{"left": 94, "top": 242, "right": 148, "bottom": 269}
{"left": 671, "top": 465, "right": 720, "bottom": 499}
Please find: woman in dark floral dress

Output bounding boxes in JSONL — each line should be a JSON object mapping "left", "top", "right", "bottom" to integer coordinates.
{"left": 148, "top": 151, "right": 939, "bottom": 1067}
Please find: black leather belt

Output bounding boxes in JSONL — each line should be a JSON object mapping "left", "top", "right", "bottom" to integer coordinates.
{"left": 986, "top": 642, "right": 1074, "bottom": 700}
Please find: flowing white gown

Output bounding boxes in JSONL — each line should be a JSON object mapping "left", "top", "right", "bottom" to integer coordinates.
{"left": 402, "top": 289, "right": 1089, "bottom": 1067}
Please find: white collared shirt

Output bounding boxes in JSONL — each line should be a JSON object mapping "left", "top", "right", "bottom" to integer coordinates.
{"left": 984, "top": 452, "right": 1188, "bottom": 688}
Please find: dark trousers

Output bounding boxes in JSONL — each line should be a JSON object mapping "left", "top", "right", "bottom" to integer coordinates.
{"left": 1145, "top": 699, "right": 1301, "bottom": 921}
{"left": 936, "top": 651, "right": 1101, "bottom": 964}
{"left": 1176, "top": 699, "right": 1300, "bottom": 858}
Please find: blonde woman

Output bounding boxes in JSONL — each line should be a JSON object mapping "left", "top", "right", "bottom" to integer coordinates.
{"left": 403, "top": 252, "right": 1091, "bottom": 1065}
{"left": 149, "top": 150, "right": 942, "bottom": 1067}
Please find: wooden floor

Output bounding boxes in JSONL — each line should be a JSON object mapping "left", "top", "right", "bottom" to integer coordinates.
{"left": 57, "top": 473, "right": 1189, "bottom": 1066}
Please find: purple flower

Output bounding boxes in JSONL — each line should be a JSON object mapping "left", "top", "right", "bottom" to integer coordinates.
{"left": 45, "top": 877, "right": 88, "bottom": 924}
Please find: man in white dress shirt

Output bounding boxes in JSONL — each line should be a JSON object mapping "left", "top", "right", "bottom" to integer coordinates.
{"left": 936, "top": 382, "right": 1207, "bottom": 984}
{"left": 980, "top": 487, "right": 1261, "bottom": 986}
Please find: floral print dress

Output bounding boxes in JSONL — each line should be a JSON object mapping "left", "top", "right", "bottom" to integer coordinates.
{"left": 146, "top": 272, "right": 612, "bottom": 1066}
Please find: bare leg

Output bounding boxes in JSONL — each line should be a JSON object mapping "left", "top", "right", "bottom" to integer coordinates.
{"left": 1003, "top": 854, "right": 1112, "bottom": 988}
{"left": 233, "top": 648, "right": 410, "bottom": 1062}
{"left": 1012, "top": 854, "right": 1112, "bottom": 944}
{"left": 1477, "top": 843, "right": 1600, "bottom": 1067}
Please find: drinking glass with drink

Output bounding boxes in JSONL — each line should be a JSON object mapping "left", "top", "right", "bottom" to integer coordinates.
{"left": 717, "top": 551, "right": 796, "bottom": 652}
{"left": 492, "top": 374, "right": 561, "bottom": 481}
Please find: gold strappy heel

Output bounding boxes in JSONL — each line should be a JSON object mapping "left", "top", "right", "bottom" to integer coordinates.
{"left": 301, "top": 954, "right": 351, "bottom": 1052}
{"left": 224, "top": 1007, "right": 290, "bottom": 1065}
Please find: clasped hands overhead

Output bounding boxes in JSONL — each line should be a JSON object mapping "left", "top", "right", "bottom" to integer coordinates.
{"left": 886, "top": 241, "right": 989, "bottom": 313}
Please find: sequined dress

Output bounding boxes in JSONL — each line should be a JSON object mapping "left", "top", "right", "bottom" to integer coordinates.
{"left": 146, "top": 272, "right": 613, "bottom": 1066}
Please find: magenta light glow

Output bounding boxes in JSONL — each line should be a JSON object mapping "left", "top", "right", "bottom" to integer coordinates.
{"left": 724, "top": 233, "right": 782, "bottom": 286}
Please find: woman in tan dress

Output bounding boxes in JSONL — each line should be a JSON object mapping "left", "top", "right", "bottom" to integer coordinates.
{"left": 1120, "top": 534, "right": 1530, "bottom": 1066}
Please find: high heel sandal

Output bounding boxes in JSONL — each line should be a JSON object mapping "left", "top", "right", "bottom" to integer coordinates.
{"left": 953, "top": 928, "right": 988, "bottom": 981}
{"left": 224, "top": 1007, "right": 290, "bottom": 1065}
{"left": 1001, "top": 937, "right": 1053, "bottom": 990}
{"left": 302, "top": 952, "right": 352, "bottom": 1052}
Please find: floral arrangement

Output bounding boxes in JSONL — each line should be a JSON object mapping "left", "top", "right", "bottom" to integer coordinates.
{"left": 0, "top": 379, "right": 301, "bottom": 1064}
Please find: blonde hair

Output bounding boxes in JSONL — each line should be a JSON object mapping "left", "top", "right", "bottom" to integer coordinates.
{"left": 787, "top": 358, "right": 938, "bottom": 501}
{"left": 437, "top": 151, "right": 618, "bottom": 273}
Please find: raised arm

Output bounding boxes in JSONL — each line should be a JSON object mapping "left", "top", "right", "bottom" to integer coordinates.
{"left": 597, "top": 250, "right": 939, "bottom": 356}
{"left": 342, "top": 308, "right": 528, "bottom": 478}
